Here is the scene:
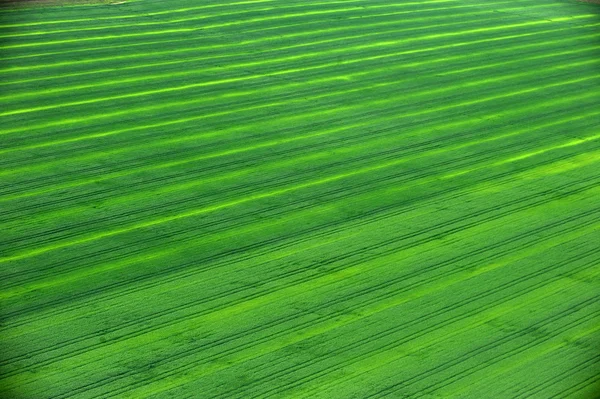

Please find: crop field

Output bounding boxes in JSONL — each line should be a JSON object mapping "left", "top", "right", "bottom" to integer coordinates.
{"left": 1, "top": 0, "right": 599, "bottom": 397}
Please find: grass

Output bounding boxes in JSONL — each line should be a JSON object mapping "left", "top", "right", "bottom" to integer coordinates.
{"left": 0, "top": 0, "right": 599, "bottom": 398}
{"left": 0, "top": 0, "right": 119, "bottom": 8}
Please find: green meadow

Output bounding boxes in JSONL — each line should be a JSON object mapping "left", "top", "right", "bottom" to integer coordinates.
{"left": 0, "top": 0, "right": 599, "bottom": 397}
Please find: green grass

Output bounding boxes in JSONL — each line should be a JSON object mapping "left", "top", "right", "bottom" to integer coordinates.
{"left": 0, "top": 0, "right": 599, "bottom": 398}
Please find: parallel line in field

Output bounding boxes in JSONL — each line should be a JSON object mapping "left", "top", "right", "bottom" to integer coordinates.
{"left": 0, "top": 0, "right": 564, "bottom": 70}
{"left": 11, "top": 228, "right": 596, "bottom": 394}
{"left": 2, "top": 14, "right": 594, "bottom": 90}
{"left": 0, "top": 0, "right": 462, "bottom": 39}
{"left": 397, "top": 307, "right": 600, "bottom": 397}
{"left": 95, "top": 250, "right": 600, "bottom": 399}
{"left": 3, "top": 203, "right": 596, "bottom": 377}
{"left": 1, "top": 27, "right": 537, "bottom": 116}
{"left": 5, "top": 139, "right": 599, "bottom": 281}
{"left": 0, "top": 83, "right": 583, "bottom": 189}
{"left": 5, "top": 183, "right": 600, "bottom": 396}
{"left": 0, "top": 1, "right": 368, "bottom": 37}
{"left": 3, "top": 104, "right": 596, "bottom": 235}
{"left": 438, "top": 327, "right": 600, "bottom": 399}
{"left": 5, "top": 146, "right": 597, "bottom": 336}
{"left": 255, "top": 263, "right": 600, "bottom": 399}
{"left": 182, "top": 267, "right": 600, "bottom": 399}
{"left": 0, "top": 9, "right": 528, "bottom": 95}
{"left": 3, "top": 109, "right": 597, "bottom": 262}
{"left": 4, "top": 38, "right": 597, "bottom": 123}
{"left": 513, "top": 354, "right": 600, "bottom": 398}
{"left": 273, "top": 295, "right": 600, "bottom": 399}
{"left": 0, "top": 0, "right": 145, "bottom": 13}
{"left": 0, "top": 1, "right": 473, "bottom": 50}
{"left": 95, "top": 276, "right": 600, "bottom": 397}
{"left": 3, "top": 37, "right": 596, "bottom": 160}
{"left": 3, "top": 69, "right": 597, "bottom": 202}
{"left": 16, "top": 12, "right": 592, "bottom": 52}
{"left": 298, "top": 279, "right": 600, "bottom": 398}
{"left": 0, "top": 0, "right": 370, "bottom": 28}
{"left": 1, "top": 2, "right": 598, "bottom": 397}
{"left": 28, "top": 4, "right": 593, "bottom": 50}
{"left": 3, "top": 170, "right": 598, "bottom": 341}
{"left": 4, "top": 109, "right": 598, "bottom": 263}
{"left": 6, "top": 18, "right": 592, "bottom": 118}
{"left": 423, "top": 322, "right": 600, "bottom": 399}
{"left": 4, "top": 68, "right": 596, "bottom": 200}
{"left": 3, "top": 113, "right": 596, "bottom": 258}
{"left": 0, "top": 9, "right": 490, "bottom": 77}
{"left": 549, "top": 373, "right": 600, "bottom": 398}
{"left": 4, "top": 49, "right": 597, "bottom": 130}
{"left": 1, "top": 2, "right": 585, "bottom": 66}
{"left": 5, "top": 177, "right": 593, "bottom": 370}
{"left": 1, "top": 24, "right": 592, "bottom": 138}
{"left": 0, "top": 2, "right": 487, "bottom": 64}
{"left": 3, "top": 137, "right": 599, "bottom": 303}
{"left": 364, "top": 301, "right": 600, "bottom": 399}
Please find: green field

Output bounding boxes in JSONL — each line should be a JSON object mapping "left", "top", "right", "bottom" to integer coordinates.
{"left": 1, "top": 0, "right": 599, "bottom": 397}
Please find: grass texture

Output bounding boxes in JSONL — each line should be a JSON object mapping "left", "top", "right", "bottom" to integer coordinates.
{"left": 0, "top": 0, "right": 599, "bottom": 397}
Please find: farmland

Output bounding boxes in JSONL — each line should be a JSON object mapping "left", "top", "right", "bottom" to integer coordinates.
{"left": 0, "top": 0, "right": 599, "bottom": 397}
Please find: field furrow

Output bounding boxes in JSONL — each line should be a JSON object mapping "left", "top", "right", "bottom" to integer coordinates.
{"left": 0, "top": 0, "right": 598, "bottom": 398}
